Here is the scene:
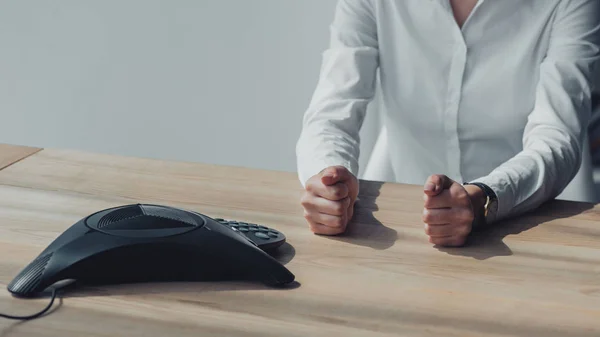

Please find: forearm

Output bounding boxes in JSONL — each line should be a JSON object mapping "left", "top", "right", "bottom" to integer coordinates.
{"left": 296, "top": 104, "right": 366, "bottom": 186}
{"left": 474, "top": 131, "right": 582, "bottom": 221}
{"left": 295, "top": 0, "right": 379, "bottom": 186}
{"left": 472, "top": 0, "right": 600, "bottom": 222}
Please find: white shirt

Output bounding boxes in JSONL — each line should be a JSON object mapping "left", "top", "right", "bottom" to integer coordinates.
{"left": 296, "top": 0, "right": 600, "bottom": 222}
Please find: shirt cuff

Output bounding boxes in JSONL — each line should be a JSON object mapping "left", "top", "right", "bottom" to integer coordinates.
{"left": 297, "top": 156, "right": 359, "bottom": 189}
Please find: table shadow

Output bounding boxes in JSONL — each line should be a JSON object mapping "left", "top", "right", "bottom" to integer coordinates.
{"left": 435, "top": 199, "right": 595, "bottom": 260}
{"left": 58, "top": 278, "right": 301, "bottom": 299}
{"left": 323, "top": 180, "right": 398, "bottom": 250}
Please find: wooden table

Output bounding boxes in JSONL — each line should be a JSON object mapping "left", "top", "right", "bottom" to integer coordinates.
{"left": 0, "top": 144, "right": 40, "bottom": 171}
{"left": 0, "top": 144, "right": 599, "bottom": 336}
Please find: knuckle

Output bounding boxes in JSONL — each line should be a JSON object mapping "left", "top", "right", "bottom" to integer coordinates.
{"left": 331, "top": 216, "right": 344, "bottom": 228}
{"left": 459, "top": 209, "right": 474, "bottom": 223}
{"left": 423, "top": 224, "right": 432, "bottom": 236}
{"left": 450, "top": 187, "right": 465, "bottom": 199}
{"left": 300, "top": 194, "right": 311, "bottom": 207}
{"left": 332, "top": 186, "right": 347, "bottom": 199}
{"left": 305, "top": 179, "right": 317, "bottom": 192}
{"left": 423, "top": 195, "right": 433, "bottom": 208}
{"left": 447, "top": 223, "right": 459, "bottom": 233}
{"left": 459, "top": 194, "right": 471, "bottom": 206}
{"left": 422, "top": 209, "right": 432, "bottom": 223}
{"left": 455, "top": 191, "right": 472, "bottom": 206}
{"left": 466, "top": 212, "right": 475, "bottom": 224}
{"left": 452, "top": 225, "right": 464, "bottom": 236}
{"left": 423, "top": 194, "right": 436, "bottom": 208}
{"left": 303, "top": 181, "right": 311, "bottom": 191}
{"left": 333, "top": 202, "right": 345, "bottom": 215}
{"left": 459, "top": 223, "right": 472, "bottom": 236}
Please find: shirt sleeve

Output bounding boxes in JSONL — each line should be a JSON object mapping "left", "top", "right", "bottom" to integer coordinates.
{"left": 295, "top": 0, "right": 379, "bottom": 186}
{"left": 472, "top": 0, "right": 600, "bottom": 222}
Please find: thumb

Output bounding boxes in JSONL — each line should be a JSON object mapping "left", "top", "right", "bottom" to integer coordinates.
{"left": 321, "top": 166, "right": 352, "bottom": 186}
{"left": 424, "top": 174, "right": 453, "bottom": 196}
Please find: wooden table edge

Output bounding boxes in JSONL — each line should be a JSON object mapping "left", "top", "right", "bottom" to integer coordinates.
{"left": 0, "top": 144, "right": 43, "bottom": 171}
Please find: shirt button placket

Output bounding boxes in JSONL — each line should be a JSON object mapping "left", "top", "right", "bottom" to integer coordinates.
{"left": 444, "top": 42, "right": 467, "bottom": 182}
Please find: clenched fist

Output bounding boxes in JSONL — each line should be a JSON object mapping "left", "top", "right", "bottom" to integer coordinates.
{"left": 422, "top": 174, "right": 483, "bottom": 247}
{"left": 300, "top": 166, "right": 359, "bottom": 235}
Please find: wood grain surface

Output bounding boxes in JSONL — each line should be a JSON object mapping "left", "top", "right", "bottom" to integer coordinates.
{"left": 0, "top": 148, "right": 599, "bottom": 336}
{"left": 0, "top": 144, "right": 41, "bottom": 171}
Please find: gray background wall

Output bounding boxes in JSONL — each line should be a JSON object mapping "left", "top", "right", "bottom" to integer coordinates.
{"left": 0, "top": 0, "right": 381, "bottom": 175}
{"left": 3, "top": 0, "right": 596, "bottom": 200}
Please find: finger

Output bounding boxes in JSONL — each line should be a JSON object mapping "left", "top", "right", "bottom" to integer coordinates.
{"left": 423, "top": 189, "right": 452, "bottom": 209}
{"left": 423, "top": 207, "right": 474, "bottom": 225}
{"left": 422, "top": 208, "right": 451, "bottom": 225}
{"left": 449, "top": 183, "right": 473, "bottom": 207}
{"left": 424, "top": 174, "right": 453, "bottom": 196}
{"left": 306, "top": 219, "right": 346, "bottom": 236}
{"left": 303, "top": 196, "right": 350, "bottom": 216}
{"left": 423, "top": 223, "right": 456, "bottom": 238}
{"left": 429, "top": 235, "right": 468, "bottom": 247}
{"left": 307, "top": 211, "right": 347, "bottom": 229}
{"left": 321, "top": 166, "right": 353, "bottom": 186}
{"left": 314, "top": 182, "right": 349, "bottom": 201}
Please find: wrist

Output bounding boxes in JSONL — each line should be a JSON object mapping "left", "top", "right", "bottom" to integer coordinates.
{"left": 464, "top": 184, "right": 486, "bottom": 210}
{"left": 463, "top": 181, "right": 499, "bottom": 228}
{"left": 464, "top": 184, "right": 486, "bottom": 227}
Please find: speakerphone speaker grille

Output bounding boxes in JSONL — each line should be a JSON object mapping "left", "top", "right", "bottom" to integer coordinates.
{"left": 94, "top": 204, "right": 199, "bottom": 230}
{"left": 97, "top": 205, "right": 144, "bottom": 228}
{"left": 140, "top": 205, "right": 197, "bottom": 226}
{"left": 7, "top": 253, "right": 53, "bottom": 295}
